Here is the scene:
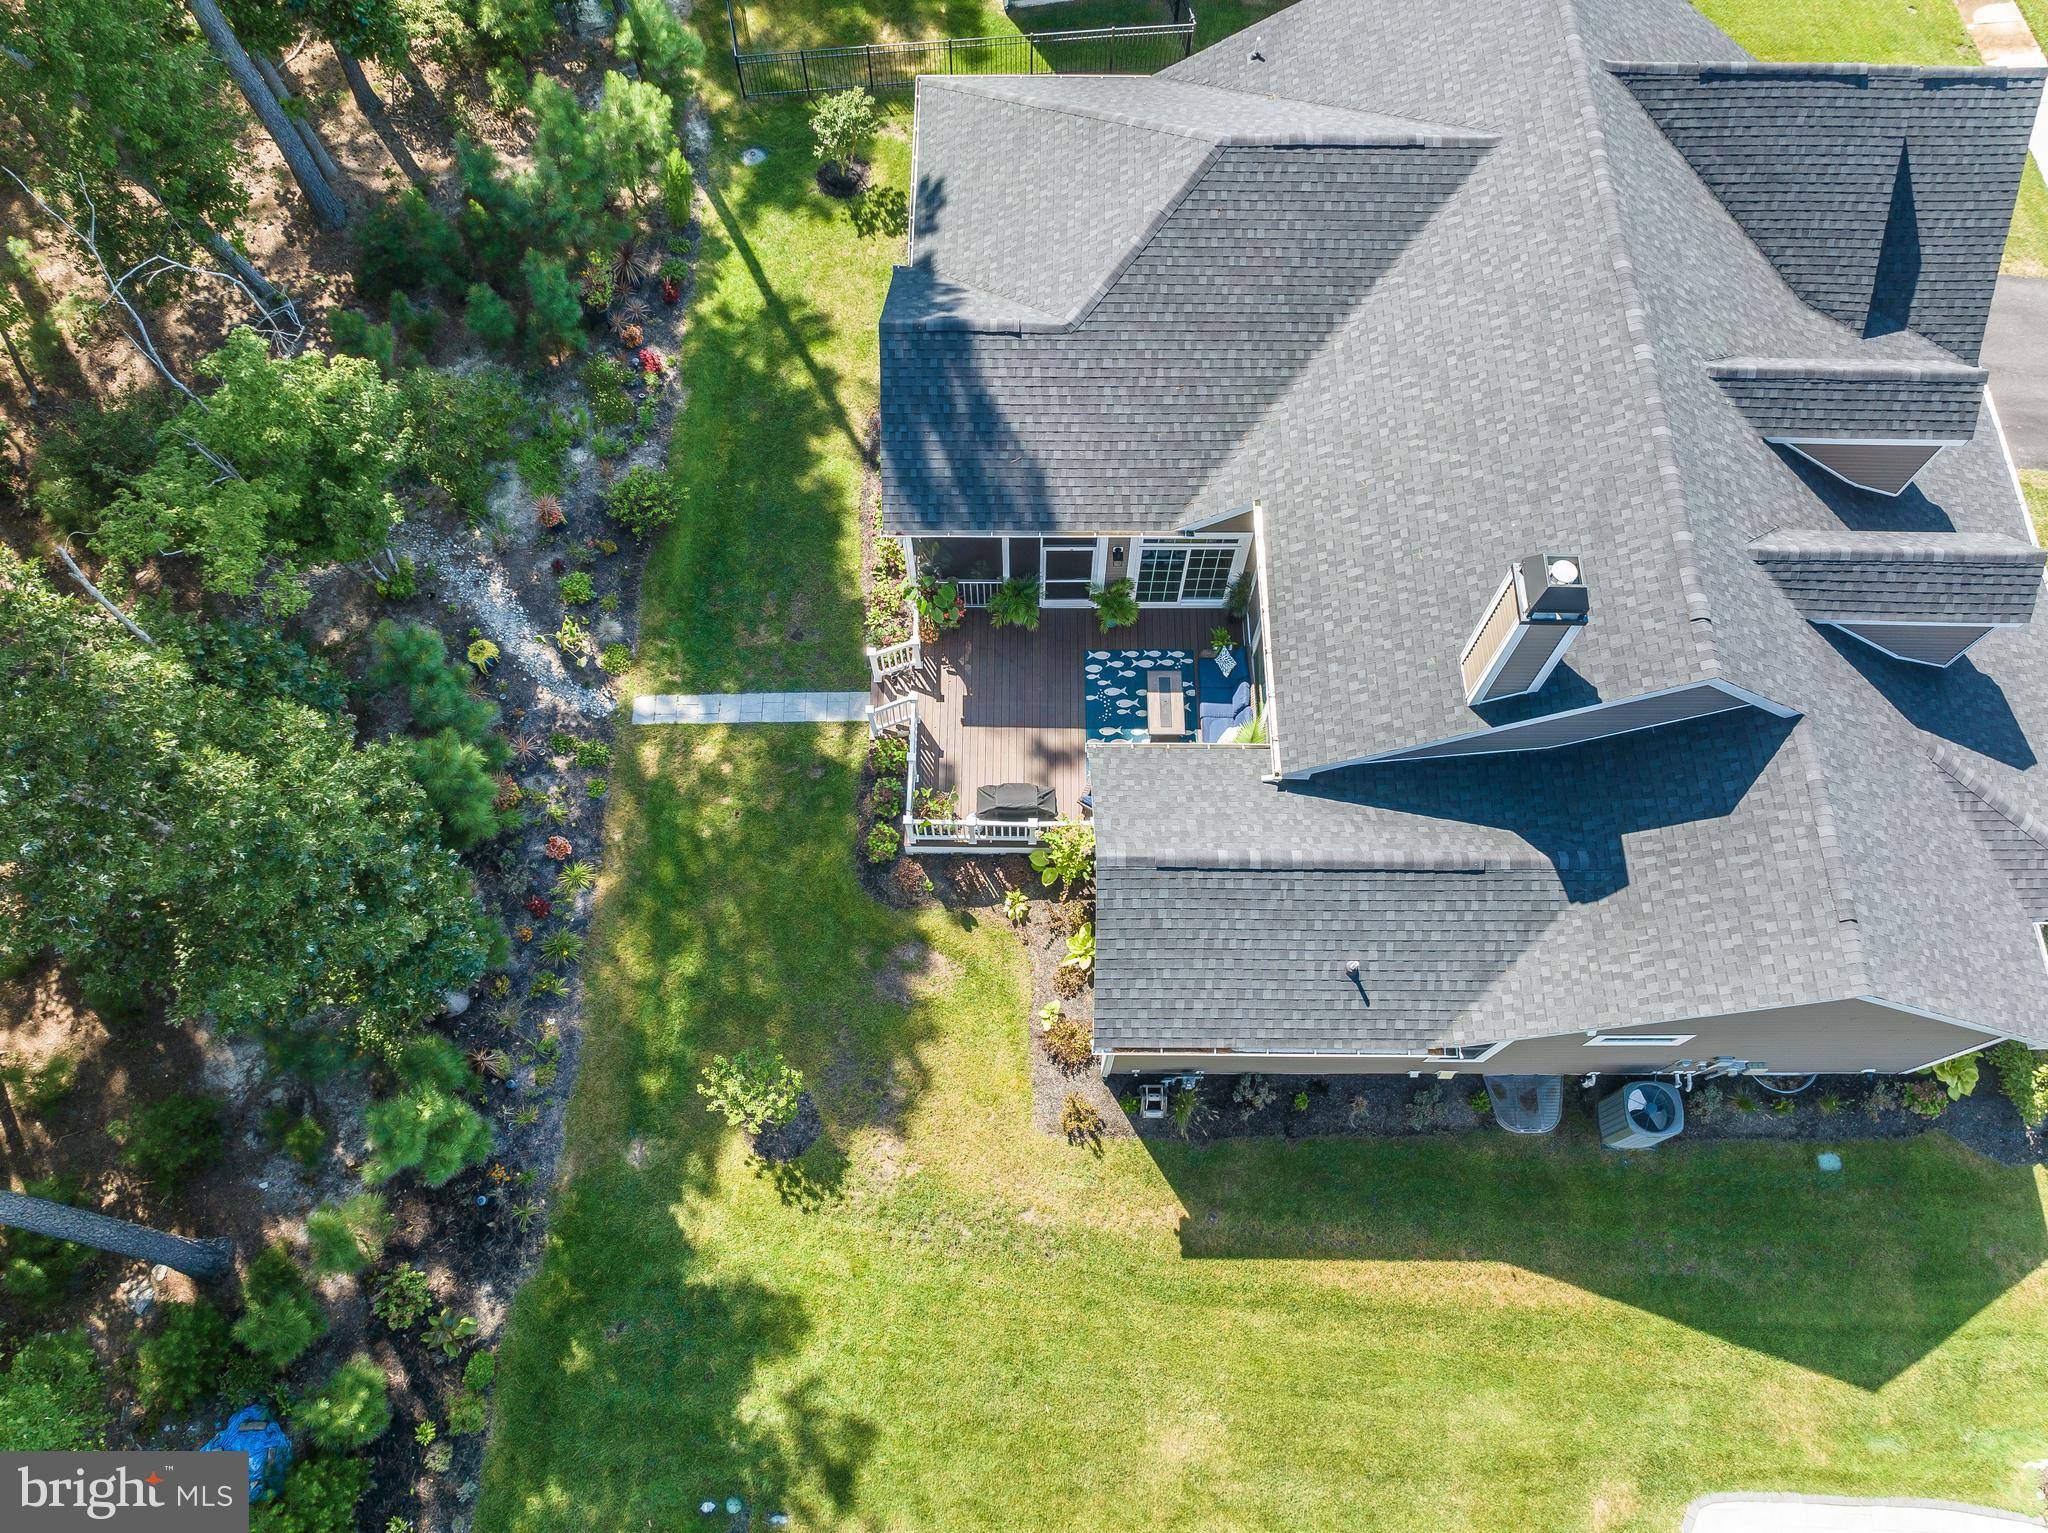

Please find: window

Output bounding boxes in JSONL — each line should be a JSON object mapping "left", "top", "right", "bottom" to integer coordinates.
{"left": 1426, "top": 1043, "right": 1498, "bottom": 1060}
{"left": 1133, "top": 537, "right": 1244, "bottom": 604}
{"left": 1584, "top": 1033, "right": 1694, "bottom": 1048}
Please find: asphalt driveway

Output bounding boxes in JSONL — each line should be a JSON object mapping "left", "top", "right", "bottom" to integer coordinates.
{"left": 1985, "top": 276, "right": 2048, "bottom": 469}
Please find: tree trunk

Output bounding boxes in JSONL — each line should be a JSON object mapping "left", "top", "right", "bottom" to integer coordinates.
{"left": 185, "top": 0, "right": 346, "bottom": 229}
{"left": 130, "top": 170, "right": 289, "bottom": 308}
{"left": 0, "top": 1189, "right": 231, "bottom": 1282}
{"left": 0, "top": 323, "right": 35, "bottom": 405}
{"left": 254, "top": 53, "right": 345, "bottom": 187}
{"left": 337, "top": 50, "right": 428, "bottom": 188}
{"left": 398, "top": 56, "right": 439, "bottom": 114}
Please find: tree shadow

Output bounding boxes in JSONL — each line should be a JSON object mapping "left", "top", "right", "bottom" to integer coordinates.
{"left": 1151, "top": 1127, "right": 2047, "bottom": 1391}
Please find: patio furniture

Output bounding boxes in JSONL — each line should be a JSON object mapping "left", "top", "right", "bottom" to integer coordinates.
{"left": 1146, "top": 668, "right": 1187, "bottom": 739}
{"left": 977, "top": 782, "right": 1056, "bottom": 821}
{"left": 1199, "top": 666, "right": 1255, "bottom": 742}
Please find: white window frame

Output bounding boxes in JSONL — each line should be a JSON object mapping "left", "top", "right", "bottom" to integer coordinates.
{"left": 1040, "top": 537, "right": 1104, "bottom": 607}
{"left": 1584, "top": 1033, "right": 1695, "bottom": 1048}
{"left": 1131, "top": 535, "right": 1249, "bottom": 607}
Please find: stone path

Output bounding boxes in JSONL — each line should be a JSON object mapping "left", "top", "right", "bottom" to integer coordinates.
{"left": 1956, "top": 0, "right": 2048, "bottom": 167}
{"left": 1684, "top": 1495, "right": 2038, "bottom": 1532}
{"left": 631, "top": 691, "right": 870, "bottom": 725}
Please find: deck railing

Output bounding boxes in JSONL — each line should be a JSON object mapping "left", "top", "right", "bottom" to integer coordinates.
{"left": 865, "top": 598, "right": 923, "bottom": 683}
{"left": 955, "top": 579, "right": 1001, "bottom": 608}
{"left": 866, "top": 693, "right": 1065, "bottom": 851}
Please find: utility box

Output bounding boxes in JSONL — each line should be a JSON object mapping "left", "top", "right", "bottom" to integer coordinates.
{"left": 1598, "top": 1080, "right": 1684, "bottom": 1149}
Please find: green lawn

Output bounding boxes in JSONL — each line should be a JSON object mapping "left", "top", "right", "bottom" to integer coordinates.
{"left": 481, "top": 4, "right": 2048, "bottom": 1529}
{"left": 1693, "top": 0, "right": 2048, "bottom": 274}
{"left": 2025, "top": 469, "right": 2048, "bottom": 544}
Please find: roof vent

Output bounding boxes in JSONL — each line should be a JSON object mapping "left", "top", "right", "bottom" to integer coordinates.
{"left": 1459, "top": 555, "right": 1589, "bottom": 705}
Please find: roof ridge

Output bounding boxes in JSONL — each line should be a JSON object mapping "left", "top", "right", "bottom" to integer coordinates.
{"left": 1787, "top": 721, "right": 1873, "bottom": 996}
{"left": 920, "top": 73, "right": 1496, "bottom": 149}
{"left": 1709, "top": 357, "right": 1989, "bottom": 383}
{"left": 1609, "top": 58, "right": 2046, "bottom": 81}
{"left": 1749, "top": 527, "right": 2044, "bottom": 560}
{"left": 1104, "top": 848, "right": 1560, "bottom": 873}
{"left": 1930, "top": 744, "right": 2048, "bottom": 850}
{"left": 1550, "top": 0, "right": 1721, "bottom": 679}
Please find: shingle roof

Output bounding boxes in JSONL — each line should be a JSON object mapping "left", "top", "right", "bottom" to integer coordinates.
{"left": 1709, "top": 359, "right": 1987, "bottom": 441}
{"left": 1748, "top": 530, "right": 2045, "bottom": 624}
{"left": 1090, "top": 712, "right": 1863, "bottom": 1051}
{"left": 1931, "top": 747, "right": 2048, "bottom": 922}
{"left": 883, "top": 0, "right": 2048, "bottom": 1051}
{"left": 1608, "top": 62, "right": 2040, "bottom": 363}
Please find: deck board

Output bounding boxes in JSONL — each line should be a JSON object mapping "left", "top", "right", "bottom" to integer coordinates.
{"left": 876, "top": 607, "right": 1220, "bottom": 819}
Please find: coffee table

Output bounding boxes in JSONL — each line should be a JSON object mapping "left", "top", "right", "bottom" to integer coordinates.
{"left": 1146, "top": 668, "right": 1187, "bottom": 740}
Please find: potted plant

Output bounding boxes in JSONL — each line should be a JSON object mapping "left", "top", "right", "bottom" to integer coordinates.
{"left": 1210, "top": 624, "right": 1234, "bottom": 655}
{"left": 1089, "top": 578, "right": 1139, "bottom": 632}
{"left": 905, "top": 572, "right": 964, "bottom": 643}
{"left": 987, "top": 575, "right": 1042, "bottom": 631}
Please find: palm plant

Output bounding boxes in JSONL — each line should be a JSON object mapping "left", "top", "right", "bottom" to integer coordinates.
{"left": 987, "top": 575, "right": 1041, "bottom": 631}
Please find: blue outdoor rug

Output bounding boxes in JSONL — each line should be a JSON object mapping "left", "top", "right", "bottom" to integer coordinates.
{"left": 1084, "top": 649, "right": 1196, "bottom": 741}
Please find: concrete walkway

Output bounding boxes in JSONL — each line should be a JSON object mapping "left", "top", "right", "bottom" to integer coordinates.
{"left": 1957, "top": 0, "right": 2048, "bottom": 167}
{"left": 1684, "top": 1495, "right": 2038, "bottom": 1532}
{"left": 630, "top": 691, "right": 869, "bottom": 726}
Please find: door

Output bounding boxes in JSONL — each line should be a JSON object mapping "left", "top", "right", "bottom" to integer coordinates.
{"left": 1042, "top": 538, "right": 1101, "bottom": 604}
{"left": 1133, "top": 537, "right": 1246, "bottom": 604}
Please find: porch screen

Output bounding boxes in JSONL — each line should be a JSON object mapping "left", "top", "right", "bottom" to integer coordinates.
{"left": 1136, "top": 539, "right": 1238, "bottom": 603}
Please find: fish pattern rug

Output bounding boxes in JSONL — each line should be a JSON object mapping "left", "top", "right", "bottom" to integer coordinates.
{"left": 1084, "top": 649, "right": 1196, "bottom": 742}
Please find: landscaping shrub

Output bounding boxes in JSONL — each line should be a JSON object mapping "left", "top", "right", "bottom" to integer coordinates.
{"left": 1061, "top": 1094, "right": 1104, "bottom": 1144}
{"left": 305, "top": 1194, "right": 391, "bottom": 1278}
{"left": 403, "top": 728, "right": 506, "bottom": 851}
{"left": 1042, "top": 1014, "right": 1093, "bottom": 1074}
{"left": 1052, "top": 962, "right": 1086, "bottom": 1000}
{"left": 137, "top": 1301, "right": 232, "bottom": 1417}
{"left": 370, "top": 1263, "right": 434, "bottom": 1330}
{"left": 521, "top": 250, "right": 584, "bottom": 356}
{"left": 697, "top": 1047, "right": 804, "bottom": 1133}
{"left": 265, "top": 1106, "right": 329, "bottom": 1169}
{"left": 1929, "top": 1052, "right": 1980, "bottom": 1100}
{"left": 250, "top": 1456, "right": 369, "bottom": 1533}
{"left": 0, "top": 1330, "right": 108, "bottom": 1449}
{"left": 864, "top": 821, "right": 901, "bottom": 863}
{"left": 400, "top": 364, "right": 531, "bottom": 520}
{"left": 559, "top": 571, "right": 595, "bottom": 605}
{"left": 365, "top": 621, "right": 500, "bottom": 749}
{"left": 328, "top": 310, "right": 398, "bottom": 378}
{"left": 617, "top": 0, "right": 707, "bottom": 100}
{"left": 1989, "top": 1039, "right": 2048, "bottom": 1127}
{"left": 1030, "top": 822, "right": 1094, "bottom": 894}
{"left": 464, "top": 282, "right": 518, "bottom": 351}
{"left": 599, "top": 642, "right": 632, "bottom": 674}
{"left": 31, "top": 388, "right": 180, "bottom": 532}
{"left": 581, "top": 354, "right": 634, "bottom": 427}
{"left": 1169, "top": 1083, "right": 1212, "bottom": 1141}
{"left": 111, "top": 1092, "right": 225, "bottom": 1193}
{"left": 1233, "top": 1074, "right": 1277, "bottom": 1117}
{"left": 1904, "top": 1077, "right": 1950, "bottom": 1119}
{"left": 355, "top": 188, "right": 467, "bottom": 302}
{"left": 1060, "top": 923, "right": 1095, "bottom": 979}
{"left": 867, "top": 734, "right": 908, "bottom": 777}
{"left": 660, "top": 146, "right": 694, "bottom": 228}
{"left": 389, "top": 292, "right": 442, "bottom": 355}
{"left": 871, "top": 779, "right": 904, "bottom": 823}
{"left": 233, "top": 1245, "right": 324, "bottom": 1371}
{"left": 289, "top": 1355, "right": 391, "bottom": 1450}
{"left": 364, "top": 1037, "right": 493, "bottom": 1187}
{"left": 604, "top": 465, "right": 677, "bottom": 537}
{"left": 161, "top": 615, "right": 347, "bottom": 713}
{"left": 811, "top": 86, "right": 878, "bottom": 187}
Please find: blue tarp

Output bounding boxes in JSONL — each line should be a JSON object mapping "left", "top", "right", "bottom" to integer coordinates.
{"left": 201, "top": 1405, "right": 292, "bottom": 1502}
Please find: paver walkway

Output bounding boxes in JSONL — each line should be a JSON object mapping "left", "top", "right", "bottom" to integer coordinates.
{"left": 1957, "top": 0, "right": 2048, "bottom": 167}
{"left": 630, "top": 691, "right": 869, "bottom": 725}
{"left": 1684, "top": 1495, "right": 2037, "bottom": 1532}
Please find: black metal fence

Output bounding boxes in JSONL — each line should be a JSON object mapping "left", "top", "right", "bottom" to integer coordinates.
{"left": 728, "top": 5, "right": 1198, "bottom": 101}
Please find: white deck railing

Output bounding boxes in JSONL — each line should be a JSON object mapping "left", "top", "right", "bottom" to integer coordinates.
{"left": 865, "top": 597, "right": 922, "bottom": 683}
{"left": 866, "top": 693, "right": 1066, "bottom": 851}
{"left": 955, "top": 579, "right": 1000, "bottom": 608}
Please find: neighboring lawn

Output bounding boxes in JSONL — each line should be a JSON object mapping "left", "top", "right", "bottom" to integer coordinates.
{"left": 2025, "top": 468, "right": 2048, "bottom": 543}
{"left": 482, "top": 10, "right": 2048, "bottom": 1529}
{"left": 1693, "top": 0, "right": 2048, "bottom": 274}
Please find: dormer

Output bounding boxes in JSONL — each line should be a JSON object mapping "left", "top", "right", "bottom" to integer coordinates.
{"left": 1710, "top": 359, "right": 1986, "bottom": 496}
{"left": 1750, "top": 529, "right": 2045, "bottom": 666}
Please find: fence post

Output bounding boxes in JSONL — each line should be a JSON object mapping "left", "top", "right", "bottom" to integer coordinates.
{"left": 867, "top": 43, "right": 876, "bottom": 92}
{"left": 1107, "top": 27, "right": 1115, "bottom": 72}
{"left": 946, "top": 35, "right": 955, "bottom": 75}
{"left": 726, "top": 0, "right": 748, "bottom": 99}
{"left": 800, "top": 49, "right": 811, "bottom": 92}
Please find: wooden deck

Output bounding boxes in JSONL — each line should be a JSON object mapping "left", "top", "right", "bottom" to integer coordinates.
{"left": 876, "top": 607, "right": 1221, "bottom": 820}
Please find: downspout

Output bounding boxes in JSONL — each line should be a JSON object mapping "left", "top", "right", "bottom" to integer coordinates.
{"left": 1250, "top": 499, "right": 1282, "bottom": 780}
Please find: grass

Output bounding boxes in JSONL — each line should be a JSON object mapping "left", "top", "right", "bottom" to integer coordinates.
{"left": 482, "top": 10, "right": 2048, "bottom": 1526}
{"left": 2024, "top": 469, "right": 2048, "bottom": 544}
{"left": 1693, "top": 0, "right": 2048, "bottom": 274}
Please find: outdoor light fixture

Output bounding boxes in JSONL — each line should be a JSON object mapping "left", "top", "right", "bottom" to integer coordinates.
{"left": 1112, "top": 546, "right": 1126, "bottom": 565}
